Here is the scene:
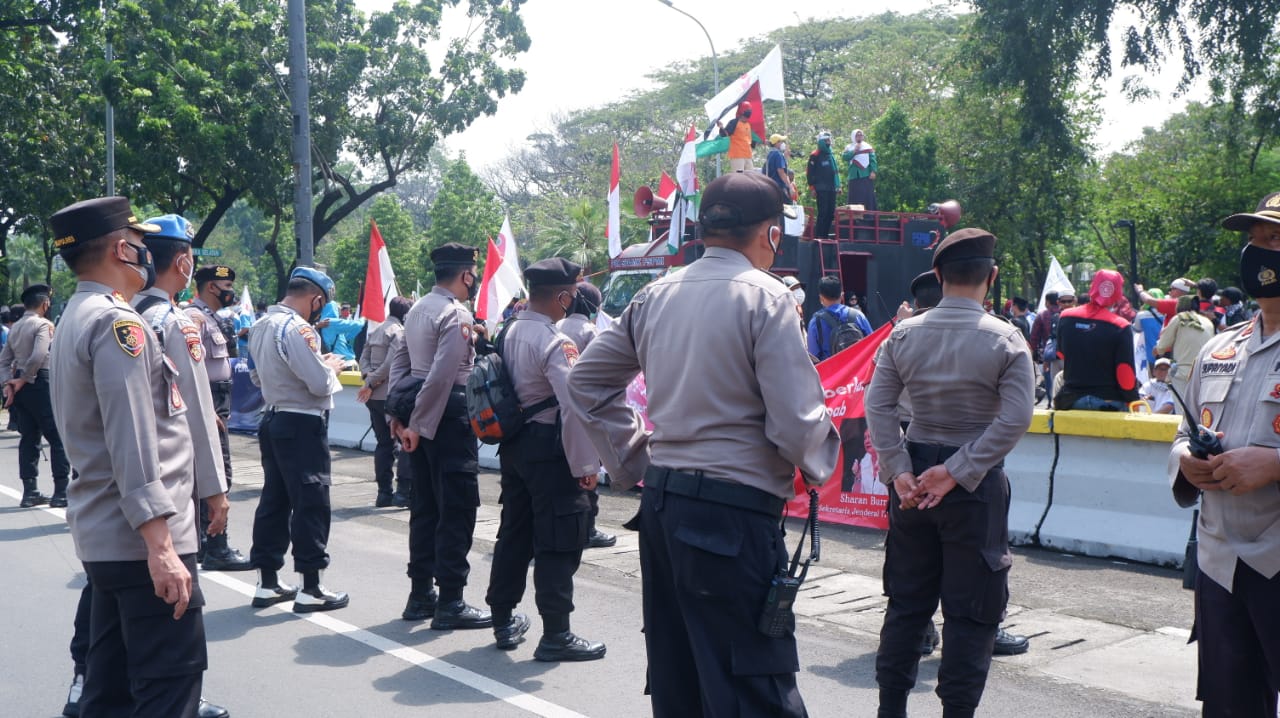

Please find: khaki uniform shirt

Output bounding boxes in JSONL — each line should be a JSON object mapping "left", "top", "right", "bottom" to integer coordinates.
{"left": 359, "top": 316, "right": 404, "bottom": 401}
{"left": 1155, "top": 311, "right": 1215, "bottom": 382}
{"left": 134, "top": 288, "right": 228, "bottom": 501}
{"left": 1168, "top": 318, "right": 1280, "bottom": 590}
{"left": 565, "top": 246, "right": 840, "bottom": 497}
{"left": 866, "top": 296, "right": 1035, "bottom": 491}
{"left": 247, "top": 305, "right": 341, "bottom": 412}
{"left": 186, "top": 297, "right": 232, "bottom": 381}
{"left": 557, "top": 313, "right": 598, "bottom": 352}
{"left": 0, "top": 310, "right": 54, "bottom": 382}
{"left": 387, "top": 287, "right": 473, "bottom": 440}
{"left": 505, "top": 309, "right": 599, "bottom": 477}
{"left": 50, "top": 281, "right": 197, "bottom": 561}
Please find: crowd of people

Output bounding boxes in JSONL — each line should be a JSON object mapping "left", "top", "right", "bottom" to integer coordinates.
{"left": 1, "top": 178, "right": 1276, "bottom": 718}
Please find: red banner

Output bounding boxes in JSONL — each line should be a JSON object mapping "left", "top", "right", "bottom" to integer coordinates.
{"left": 785, "top": 322, "right": 894, "bottom": 530}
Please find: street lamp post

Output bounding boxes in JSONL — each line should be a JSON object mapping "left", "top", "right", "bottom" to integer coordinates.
{"left": 1113, "top": 219, "right": 1137, "bottom": 303}
{"left": 657, "top": 0, "right": 720, "bottom": 177}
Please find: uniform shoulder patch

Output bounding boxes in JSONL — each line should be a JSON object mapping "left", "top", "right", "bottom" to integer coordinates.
{"left": 113, "top": 320, "right": 146, "bottom": 357}
{"left": 181, "top": 324, "right": 204, "bottom": 362}
{"left": 298, "top": 323, "right": 319, "bottom": 353}
{"left": 561, "top": 340, "right": 580, "bottom": 366}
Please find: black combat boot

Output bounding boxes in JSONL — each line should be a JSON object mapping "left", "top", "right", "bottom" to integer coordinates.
{"left": 19, "top": 478, "right": 48, "bottom": 508}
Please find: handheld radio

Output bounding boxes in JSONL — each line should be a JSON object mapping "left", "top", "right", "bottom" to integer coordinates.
{"left": 1167, "top": 384, "right": 1224, "bottom": 459}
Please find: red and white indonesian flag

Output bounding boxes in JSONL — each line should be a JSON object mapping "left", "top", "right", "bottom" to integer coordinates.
{"left": 658, "top": 171, "right": 678, "bottom": 204}
{"left": 359, "top": 219, "right": 399, "bottom": 323}
{"left": 477, "top": 214, "right": 524, "bottom": 332}
{"left": 668, "top": 124, "right": 700, "bottom": 254}
{"left": 703, "top": 44, "right": 784, "bottom": 140}
{"left": 607, "top": 143, "right": 621, "bottom": 258}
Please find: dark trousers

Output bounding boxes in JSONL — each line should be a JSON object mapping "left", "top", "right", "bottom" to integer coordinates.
{"left": 13, "top": 373, "right": 70, "bottom": 486}
{"left": 209, "top": 381, "right": 233, "bottom": 483}
{"left": 81, "top": 557, "right": 206, "bottom": 718}
{"left": 250, "top": 410, "right": 332, "bottom": 573}
{"left": 638, "top": 483, "right": 806, "bottom": 718}
{"left": 1194, "top": 559, "right": 1280, "bottom": 716}
{"left": 366, "top": 398, "right": 404, "bottom": 495}
{"left": 71, "top": 580, "right": 92, "bottom": 675}
{"left": 407, "top": 425, "right": 479, "bottom": 595}
{"left": 814, "top": 189, "right": 837, "bottom": 240}
{"left": 848, "top": 177, "right": 877, "bottom": 211}
{"left": 485, "top": 425, "right": 588, "bottom": 622}
{"left": 876, "top": 444, "right": 1011, "bottom": 715}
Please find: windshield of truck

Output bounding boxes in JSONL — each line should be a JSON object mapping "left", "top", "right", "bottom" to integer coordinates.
{"left": 601, "top": 272, "right": 657, "bottom": 317}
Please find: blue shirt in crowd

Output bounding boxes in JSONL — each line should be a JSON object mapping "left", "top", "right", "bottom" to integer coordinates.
{"left": 807, "top": 303, "right": 873, "bottom": 361}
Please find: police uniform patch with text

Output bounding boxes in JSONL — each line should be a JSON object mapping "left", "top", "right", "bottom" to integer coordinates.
{"left": 562, "top": 341, "right": 580, "bottom": 366}
{"left": 113, "top": 320, "right": 146, "bottom": 357}
{"left": 298, "top": 324, "right": 319, "bottom": 353}
{"left": 181, "top": 324, "right": 204, "bottom": 362}
{"left": 1210, "top": 344, "right": 1238, "bottom": 360}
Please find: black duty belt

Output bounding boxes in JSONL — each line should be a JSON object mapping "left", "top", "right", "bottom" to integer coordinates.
{"left": 210, "top": 380, "right": 234, "bottom": 391}
{"left": 644, "top": 466, "right": 786, "bottom": 517}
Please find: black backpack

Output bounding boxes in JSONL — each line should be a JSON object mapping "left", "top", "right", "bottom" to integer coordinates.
{"left": 817, "top": 308, "right": 864, "bottom": 358}
{"left": 466, "top": 320, "right": 557, "bottom": 445}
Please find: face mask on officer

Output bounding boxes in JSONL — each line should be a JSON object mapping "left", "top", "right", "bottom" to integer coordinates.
{"left": 556, "top": 290, "right": 577, "bottom": 320}
{"left": 215, "top": 285, "right": 237, "bottom": 308}
{"left": 178, "top": 255, "right": 194, "bottom": 286}
{"left": 119, "top": 239, "right": 156, "bottom": 291}
{"left": 464, "top": 270, "right": 480, "bottom": 302}
{"left": 1239, "top": 243, "right": 1280, "bottom": 298}
{"left": 309, "top": 294, "right": 325, "bottom": 324}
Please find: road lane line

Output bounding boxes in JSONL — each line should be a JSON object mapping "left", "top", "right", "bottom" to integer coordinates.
{"left": 0, "top": 483, "right": 589, "bottom": 718}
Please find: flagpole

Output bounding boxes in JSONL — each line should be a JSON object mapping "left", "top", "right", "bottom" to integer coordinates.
{"left": 657, "top": 0, "right": 720, "bottom": 177}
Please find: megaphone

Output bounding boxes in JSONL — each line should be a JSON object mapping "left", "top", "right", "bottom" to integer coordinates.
{"left": 926, "top": 200, "right": 962, "bottom": 229}
{"left": 634, "top": 186, "right": 668, "bottom": 219}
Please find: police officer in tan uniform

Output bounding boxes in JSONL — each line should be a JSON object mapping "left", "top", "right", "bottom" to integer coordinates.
{"left": 565, "top": 172, "right": 840, "bottom": 714}
{"left": 386, "top": 243, "right": 490, "bottom": 628}
{"left": 357, "top": 296, "right": 412, "bottom": 507}
{"left": 484, "top": 258, "right": 607, "bottom": 661}
{"left": 1171, "top": 193, "right": 1280, "bottom": 717}
{"left": 48, "top": 197, "right": 208, "bottom": 717}
{"left": 555, "top": 281, "right": 615, "bottom": 549}
{"left": 247, "top": 267, "right": 349, "bottom": 612}
{"left": 0, "top": 283, "right": 70, "bottom": 507}
{"left": 865, "top": 228, "right": 1035, "bottom": 718}
{"left": 186, "top": 265, "right": 251, "bottom": 571}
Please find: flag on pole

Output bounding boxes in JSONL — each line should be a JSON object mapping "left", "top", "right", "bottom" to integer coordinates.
{"left": 668, "top": 124, "right": 700, "bottom": 254}
{"left": 703, "top": 44, "right": 784, "bottom": 141}
{"left": 657, "top": 171, "right": 678, "bottom": 204}
{"left": 477, "top": 215, "right": 525, "bottom": 332}
{"left": 607, "top": 143, "right": 621, "bottom": 258}
{"left": 1038, "top": 256, "right": 1075, "bottom": 312}
{"left": 359, "top": 219, "right": 399, "bottom": 323}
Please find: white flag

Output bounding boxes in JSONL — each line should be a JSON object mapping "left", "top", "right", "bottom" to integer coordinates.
{"left": 1039, "top": 257, "right": 1075, "bottom": 312}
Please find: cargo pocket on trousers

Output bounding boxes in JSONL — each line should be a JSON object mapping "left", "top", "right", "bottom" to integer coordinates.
{"left": 119, "top": 583, "right": 208, "bottom": 679}
{"left": 551, "top": 491, "right": 590, "bottom": 551}
{"left": 973, "top": 547, "right": 1012, "bottom": 623}
{"left": 672, "top": 523, "right": 743, "bottom": 601}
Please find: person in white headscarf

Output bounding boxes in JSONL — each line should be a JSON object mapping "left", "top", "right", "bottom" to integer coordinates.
{"left": 842, "top": 129, "right": 878, "bottom": 211}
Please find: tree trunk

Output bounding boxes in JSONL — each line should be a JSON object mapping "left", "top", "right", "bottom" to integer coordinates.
{"left": 191, "top": 185, "right": 245, "bottom": 248}
{"left": 262, "top": 212, "right": 289, "bottom": 301}
{"left": 311, "top": 177, "right": 398, "bottom": 250}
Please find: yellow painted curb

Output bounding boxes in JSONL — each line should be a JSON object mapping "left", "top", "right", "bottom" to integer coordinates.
{"left": 1051, "top": 410, "right": 1179, "bottom": 442}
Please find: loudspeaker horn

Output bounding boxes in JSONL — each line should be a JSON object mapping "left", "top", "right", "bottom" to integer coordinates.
{"left": 634, "top": 186, "right": 668, "bottom": 218}
{"left": 927, "top": 200, "right": 962, "bottom": 229}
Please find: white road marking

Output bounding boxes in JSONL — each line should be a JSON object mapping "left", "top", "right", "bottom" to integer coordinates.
{"left": 0, "top": 483, "right": 589, "bottom": 718}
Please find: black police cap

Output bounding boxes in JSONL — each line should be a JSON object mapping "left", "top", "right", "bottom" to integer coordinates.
{"left": 20, "top": 284, "right": 52, "bottom": 304}
{"left": 194, "top": 265, "right": 236, "bottom": 283}
{"left": 430, "top": 242, "right": 478, "bottom": 266}
{"left": 699, "top": 172, "right": 798, "bottom": 230}
{"left": 524, "top": 258, "right": 582, "bottom": 287}
{"left": 932, "top": 227, "right": 997, "bottom": 269}
{"left": 909, "top": 270, "right": 940, "bottom": 298}
{"left": 49, "top": 197, "right": 160, "bottom": 253}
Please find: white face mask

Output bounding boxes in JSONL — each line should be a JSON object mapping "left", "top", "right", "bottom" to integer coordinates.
{"left": 179, "top": 256, "right": 194, "bottom": 285}
{"left": 794, "top": 289, "right": 806, "bottom": 305}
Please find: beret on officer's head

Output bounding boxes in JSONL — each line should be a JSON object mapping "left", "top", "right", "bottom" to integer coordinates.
{"left": 909, "top": 270, "right": 941, "bottom": 298}
{"left": 575, "top": 281, "right": 603, "bottom": 308}
{"left": 430, "top": 242, "right": 478, "bottom": 267}
{"left": 1222, "top": 191, "right": 1280, "bottom": 231}
{"left": 290, "top": 266, "right": 335, "bottom": 302}
{"left": 524, "top": 258, "right": 581, "bottom": 287}
{"left": 699, "top": 172, "right": 798, "bottom": 231}
{"left": 143, "top": 214, "right": 196, "bottom": 243}
{"left": 194, "top": 265, "right": 236, "bottom": 283}
{"left": 49, "top": 197, "right": 160, "bottom": 253}
{"left": 21, "top": 284, "right": 52, "bottom": 304}
{"left": 932, "top": 227, "right": 997, "bottom": 269}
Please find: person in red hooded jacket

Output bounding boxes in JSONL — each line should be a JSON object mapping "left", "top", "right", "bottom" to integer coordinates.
{"left": 1053, "top": 269, "right": 1140, "bottom": 411}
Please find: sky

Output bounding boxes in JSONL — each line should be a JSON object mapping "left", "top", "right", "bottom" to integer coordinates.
{"left": 353, "top": 0, "right": 1205, "bottom": 172}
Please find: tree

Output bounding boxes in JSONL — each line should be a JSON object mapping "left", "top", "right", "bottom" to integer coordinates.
{"left": 531, "top": 198, "right": 608, "bottom": 273}
{"left": 321, "top": 193, "right": 423, "bottom": 304}
{"left": 867, "top": 103, "right": 949, "bottom": 212}
{"left": 425, "top": 156, "right": 503, "bottom": 267}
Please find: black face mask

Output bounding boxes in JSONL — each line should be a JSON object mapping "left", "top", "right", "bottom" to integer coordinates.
{"left": 217, "top": 288, "right": 237, "bottom": 308}
{"left": 465, "top": 272, "right": 480, "bottom": 301}
{"left": 1240, "top": 244, "right": 1280, "bottom": 298}
{"left": 308, "top": 297, "right": 324, "bottom": 324}
{"left": 122, "top": 242, "right": 156, "bottom": 291}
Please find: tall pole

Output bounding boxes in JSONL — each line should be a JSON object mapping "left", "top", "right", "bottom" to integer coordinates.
{"left": 104, "top": 2, "right": 114, "bottom": 196}
{"left": 658, "top": 0, "right": 720, "bottom": 177}
{"left": 288, "top": 0, "right": 314, "bottom": 267}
